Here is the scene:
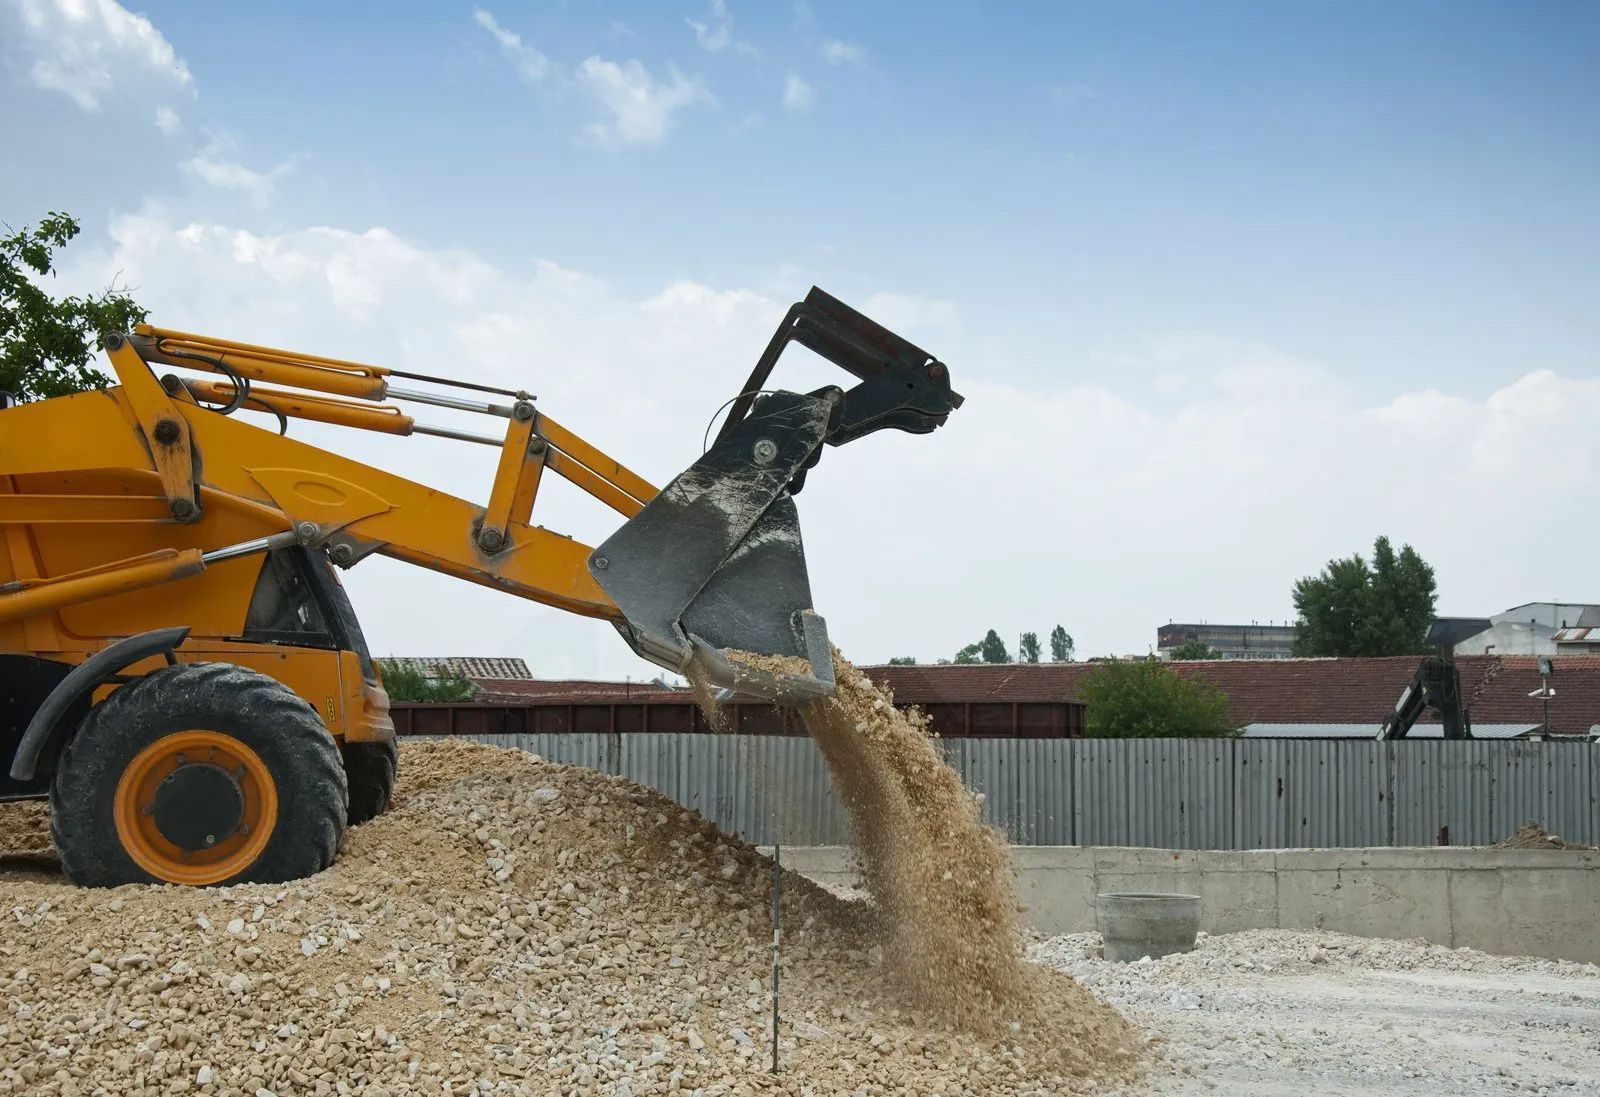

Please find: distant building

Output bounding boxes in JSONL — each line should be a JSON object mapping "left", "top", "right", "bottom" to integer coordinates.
{"left": 1450, "top": 602, "right": 1600, "bottom": 656}
{"left": 1156, "top": 622, "right": 1298, "bottom": 660}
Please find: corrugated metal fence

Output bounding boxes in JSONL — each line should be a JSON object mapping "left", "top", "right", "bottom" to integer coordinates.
{"left": 446, "top": 734, "right": 1598, "bottom": 849}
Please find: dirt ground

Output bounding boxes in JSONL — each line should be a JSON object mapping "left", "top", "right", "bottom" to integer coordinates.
{"left": 1034, "top": 929, "right": 1600, "bottom": 1096}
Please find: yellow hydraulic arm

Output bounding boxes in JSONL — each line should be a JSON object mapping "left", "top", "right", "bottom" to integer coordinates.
{"left": 0, "top": 324, "right": 657, "bottom": 627}
{"left": 0, "top": 288, "right": 963, "bottom": 699}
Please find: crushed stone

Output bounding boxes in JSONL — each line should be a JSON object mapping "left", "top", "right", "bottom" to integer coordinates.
{"left": 0, "top": 739, "right": 1140, "bottom": 1095}
{"left": 1033, "top": 928, "right": 1600, "bottom": 1096}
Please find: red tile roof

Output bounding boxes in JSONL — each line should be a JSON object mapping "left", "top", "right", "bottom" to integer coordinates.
{"left": 438, "top": 656, "right": 1600, "bottom": 735}
{"left": 861, "top": 656, "right": 1599, "bottom": 734}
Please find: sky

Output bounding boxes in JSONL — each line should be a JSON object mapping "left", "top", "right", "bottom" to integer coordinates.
{"left": 2, "top": 0, "right": 1598, "bottom": 676}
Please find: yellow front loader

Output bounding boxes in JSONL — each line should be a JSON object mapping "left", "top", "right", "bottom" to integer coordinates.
{"left": 0, "top": 288, "right": 960, "bottom": 887}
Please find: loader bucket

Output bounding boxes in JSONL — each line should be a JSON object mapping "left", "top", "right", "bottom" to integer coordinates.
{"left": 588, "top": 287, "right": 961, "bottom": 702}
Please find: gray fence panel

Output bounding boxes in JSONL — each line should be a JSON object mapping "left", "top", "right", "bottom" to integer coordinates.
{"left": 1177, "top": 739, "right": 1233, "bottom": 849}
{"left": 465, "top": 732, "right": 616, "bottom": 774}
{"left": 1282, "top": 740, "right": 1331, "bottom": 847}
{"left": 450, "top": 733, "right": 1595, "bottom": 849}
{"left": 1234, "top": 741, "right": 1287, "bottom": 848}
{"left": 961, "top": 739, "right": 1017, "bottom": 841}
{"left": 1017, "top": 739, "right": 1074, "bottom": 845}
{"left": 1074, "top": 740, "right": 1128, "bottom": 846}
{"left": 1124, "top": 738, "right": 1184, "bottom": 848}
{"left": 1542, "top": 743, "right": 1594, "bottom": 846}
{"left": 1338, "top": 741, "right": 1388, "bottom": 847}
{"left": 1390, "top": 742, "right": 1441, "bottom": 846}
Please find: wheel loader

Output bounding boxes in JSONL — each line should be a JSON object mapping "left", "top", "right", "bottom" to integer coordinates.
{"left": 0, "top": 288, "right": 960, "bottom": 887}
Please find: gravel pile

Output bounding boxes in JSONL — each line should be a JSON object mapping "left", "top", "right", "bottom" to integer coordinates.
{"left": 1493, "top": 821, "right": 1591, "bottom": 850}
{"left": 1033, "top": 929, "right": 1600, "bottom": 1096}
{"left": 1, "top": 740, "right": 1139, "bottom": 1096}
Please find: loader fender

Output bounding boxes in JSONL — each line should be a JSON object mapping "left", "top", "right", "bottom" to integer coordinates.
{"left": 8, "top": 626, "right": 191, "bottom": 782}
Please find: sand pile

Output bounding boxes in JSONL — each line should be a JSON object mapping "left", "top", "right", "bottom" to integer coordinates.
{"left": 1493, "top": 821, "right": 1590, "bottom": 850}
{"left": 720, "top": 648, "right": 1137, "bottom": 1078}
{"left": 1, "top": 738, "right": 1138, "bottom": 1096}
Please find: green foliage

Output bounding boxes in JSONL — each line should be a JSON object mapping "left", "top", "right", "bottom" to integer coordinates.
{"left": 887, "top": 656, "right": 918, "bottom": 666}
{"left": 1018, "top": 631, "right": 1041, "bottom": 663}
{"left": 952, "top": 643, "right": 982, "bottom": 665}
{"left": 1049, "top": 624, "right": 1074, "bottom": 662}
{"left": 376, "top": 660, "right": 478, "bottom": 702}
{"left": 1, "top": 212, "right": 147, "bottom": 400}
{"left": 979, "top": 629, "right": 1009, "bottom": 664}
{"left": 1080, "top": 659, "right": 1236, "bottom": 738}
{"left": 1292, "top": 535, "right": 1437, "bottom": 657}
{"left": 1168, "top": 639, "right": 1223, "bottom": 660}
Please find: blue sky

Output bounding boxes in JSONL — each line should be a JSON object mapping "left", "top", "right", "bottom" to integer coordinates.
{"left": 3, "top": 1, "right": 1599, "bottom": 672}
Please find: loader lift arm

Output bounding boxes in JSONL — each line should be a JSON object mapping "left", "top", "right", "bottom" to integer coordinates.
{"left": 0, "top": 288, "right": 960, "bottom": 700}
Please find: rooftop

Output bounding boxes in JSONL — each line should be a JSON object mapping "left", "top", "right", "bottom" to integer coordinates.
{"left": 379, "top": 657, "right": 534, "bottom": 682}
{"left": 444, "top": 655, "right": 1600, "bottom": 735}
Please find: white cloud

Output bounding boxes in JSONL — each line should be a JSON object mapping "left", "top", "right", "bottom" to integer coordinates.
{"left": 471, "top": 7, "right": 550, "bottom": 82}
{"left": 153, "top": 105, "right": 181, "bottom": 134}
{"left": 6, "top": 0, "right": 193, "bottom": 110}
{"left": 471, "top": 9, "right": 710, "bottom": 147}
{"left": 576, "top": 57, "right": 712, "bottom": 147}
{"left": 782, "top": 73, "right": 814, "bottom": 113}
{"left": 821, "top": 39, "right": 866, "bottom": 66}
{"left": 685, "top": 0, "right": 758, "bottom": 57}
{"left": 182, "top": 153, "right": 293, "bottom": 201}
{"left": 56, "top": 213, "right": 1600, "bottom": 674}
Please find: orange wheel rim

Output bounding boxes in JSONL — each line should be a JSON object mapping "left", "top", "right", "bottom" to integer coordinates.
{"left": 113, "top": 730, "right": 278, "bottom": 886}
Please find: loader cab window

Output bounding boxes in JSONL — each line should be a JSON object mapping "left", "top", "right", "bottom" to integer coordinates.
{"left": 241, "top": 548, "right": 377, "bottom": 683}
{"left": 243, "top": 549, "right": 334, "bottom": 642}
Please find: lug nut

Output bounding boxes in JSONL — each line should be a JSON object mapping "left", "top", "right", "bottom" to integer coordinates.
{"left": 478, "top": 528, "right": 505, "bottom": 552}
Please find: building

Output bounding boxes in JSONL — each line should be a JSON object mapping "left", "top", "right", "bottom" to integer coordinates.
{"left": 379, "top": 656, "right": 533, "bottom": 690}
{"left": 1156, "top": 622, "right": 1298, "bottom": 660}
{"left": 1450, "top": 602, "right": 1600, "bottom": 657}
{"left": 392, "top": 654, "right": 1600, "bottom": 739}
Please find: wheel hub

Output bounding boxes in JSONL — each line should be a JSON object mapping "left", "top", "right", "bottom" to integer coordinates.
{"left": 113, "top": 729, "right": 278, "bottom": 885}
{"left": 151, "top": 760, "right": 245, "bottom": 851}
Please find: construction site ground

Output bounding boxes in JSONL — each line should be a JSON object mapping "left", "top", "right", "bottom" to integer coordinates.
{"left": 1, "top": 739, "right": 1596, "bottom": 1095}
{"left": 1035, "top": 929, "right": 1600, "bottom": 1096}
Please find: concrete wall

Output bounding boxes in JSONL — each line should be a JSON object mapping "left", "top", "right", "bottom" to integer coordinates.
{"left": 775, "top": 845, "right": 1600, "bottom": 964}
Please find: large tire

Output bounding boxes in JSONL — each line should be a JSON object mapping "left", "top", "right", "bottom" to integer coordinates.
{"left": 50, "top": 662, "right": 348, "bottom": 887}
{"left": 342, "top": 737, "right": 398, "bottom": 825}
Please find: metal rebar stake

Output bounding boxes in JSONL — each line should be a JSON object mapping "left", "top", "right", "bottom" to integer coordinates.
{"left": 771, "top": 843, "right": 782, "bottom": 1074}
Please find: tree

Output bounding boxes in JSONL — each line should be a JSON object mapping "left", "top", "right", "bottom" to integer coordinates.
{"left": 1079, "top": 659, "right": 1235, "bottom": 738}
{"left": 1049, "top": 624, "right": 1074, "bottom": 662}
{"left": 979, "top": 629, "right": 1010, "bottom": 664}
{"left": 1018, "top": 631, "right": 1041, "bottom": 663}
{"left": 887, "top": 656, "right": 918, "bottom": 666}
{"left": 377, "top": 660, "right": 478, "bottom": 702}
{"left": 2, "top": 212, "right": 147, "bottom": 400}
{"left": 1293, "top": 536, "right": 1437, "bottom": 657}
{"left": 1168, "top": 639, "right": 1222, "bottom": 660}
{"left": 952, "top": 643, "right": 982, "bottom": 664}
